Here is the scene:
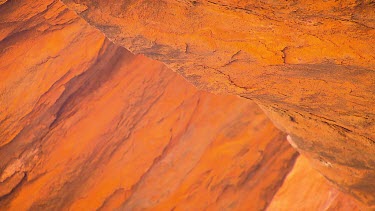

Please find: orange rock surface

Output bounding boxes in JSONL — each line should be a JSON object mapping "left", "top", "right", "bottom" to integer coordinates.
{"left": 1, "top": 0, "right": 294, "bottom": 210}
{"left": 0, "top": 0, "right": 372, "bottom": 210}
{"left": 61, "top": 0, "right": 375, "bottom": 204}
{"left": 268, "top": 156, "right": 371, "bottom": 211}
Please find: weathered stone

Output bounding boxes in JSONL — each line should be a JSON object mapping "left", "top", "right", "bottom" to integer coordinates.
{"left": 0, "top": 0, "right": 372, "bottom": 209}
{"left": 61, "top": 0, "right": 375, "bottom": 204}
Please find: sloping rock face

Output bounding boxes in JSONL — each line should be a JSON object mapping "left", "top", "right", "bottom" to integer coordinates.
{"left": 1, "top": 1, "right": 294, "bottom": 210}
{"left": 0, "top": 0, "right": 289, "bottom": 210}
{"left": 268, "top": 156, "right": 370, "bottom": 211}
{"left": 61, "top": 0, "right": 375, "bottom": 204}
{"left": 0, "top": 0, "right": 370, "bottom": 210}
{"left": 0, "top": 0, "right": 371, "bottom": 210}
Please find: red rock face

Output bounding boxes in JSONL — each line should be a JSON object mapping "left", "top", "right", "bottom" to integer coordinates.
{"left": 0, "top": 0, "right": 296, "bottom": 210}
{"left": 0, "top": 0, "right": 372, "bottom": 210}
{"left": 60, "top": 0, "right": 375, "bottom": 205}
{"left": 268, "top": 156, "right": 370, "bottom": 211}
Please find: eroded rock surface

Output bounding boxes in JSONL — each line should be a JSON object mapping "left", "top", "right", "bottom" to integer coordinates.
{"left": 268, "top": 156, "right": 371, "bottom": 211}
{"left": 0, "top": 0, "right": 372, "bottom": 210}
{"left": 61, "top": 0, "right": 375, "bottom": 204}
{"left": 0, "top": 0, "right": 293, "bottom": 210}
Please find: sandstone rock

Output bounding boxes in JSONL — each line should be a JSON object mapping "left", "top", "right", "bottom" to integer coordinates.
{"left": 0, "top": 0, "right": 371, "bottom": 210}
{"left": 268, "top": 156, "right": 372, "bottom": 211}
{"left": 1, "top": 0, "right": 297, "bottom": 209}
{"left": 61, "top": 0, "right": 375, "bottom": 204}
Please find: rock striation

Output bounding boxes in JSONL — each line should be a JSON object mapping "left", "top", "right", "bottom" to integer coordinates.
{"left": 61, "top": 0, "right": 375, "bottom": 204}
{"left": 0, "top": 0, "right": 373, "bottom": 210}
{"left": 0, "top": 0, "right": 292, "bottom": 209}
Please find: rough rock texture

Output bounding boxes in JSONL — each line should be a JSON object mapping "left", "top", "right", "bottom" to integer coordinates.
{"left": 60, "top": 0, "right": 375, "bottom": 204}
{"left": 268, "top": 156, "right": 370, "bottom": 211}
{"left": 0, "top": 0, "right": 371, "bottom": 210}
